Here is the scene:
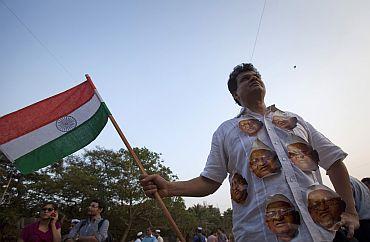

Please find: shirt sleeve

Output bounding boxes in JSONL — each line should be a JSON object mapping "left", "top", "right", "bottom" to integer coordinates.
{"left": 200, "top": 126, "right": 228, "bottom": 184}
{"left": 95, "top": 219, "right": 109, "bottom": 242}
{"left": 305, "top": 121, "right": 347, "bottom": 170}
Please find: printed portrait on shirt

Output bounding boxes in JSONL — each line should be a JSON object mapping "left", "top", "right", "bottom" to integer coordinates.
{"left": 230, "top": 173, "right": 248, "bottom": 204}
{"left": 249, "top": 139, "right": 281, "bottom": 178}
{"left": 239, "top": 118, "right": 263, "bottom": 136}
{"left": 265, "top": 194, "right": 300, "bottom": 241}
{"left": 307, "top": 185, "right": 346, "bottom": 231}
{"left": 286, "top": 135, "right": 319, "bottom": 172}
{"left": 272, "top": 110, "right": 298, "bottom": 131}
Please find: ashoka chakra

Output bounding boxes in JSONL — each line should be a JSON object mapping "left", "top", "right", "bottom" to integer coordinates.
{"left": 56, "top": 116, "right": 77, "bottom": 132}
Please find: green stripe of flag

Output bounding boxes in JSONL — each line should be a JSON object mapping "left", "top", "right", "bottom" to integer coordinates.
{"left": 15, "top": 104, "right": 109, "bottom": 174}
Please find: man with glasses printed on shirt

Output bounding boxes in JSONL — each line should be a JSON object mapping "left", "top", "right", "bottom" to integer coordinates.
{"left": 65, "top": 199, "right": 109, "bottom": 242}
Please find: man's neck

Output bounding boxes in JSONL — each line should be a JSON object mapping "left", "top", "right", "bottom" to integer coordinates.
{"left": 244, "top": 101, "right": 266, "bottom": 115}
{"left": 89, "top": 214, "right": 101, "bottom": 221}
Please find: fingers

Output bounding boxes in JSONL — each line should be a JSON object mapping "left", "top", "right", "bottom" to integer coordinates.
{"left": 339, "top": 212, "right": 359, "bottom": 238}
{"left": 346, "top": 224, "right": 355, "bottom": 239}
{"left": 140, "top": 174, "right": 159, "bottom": 198}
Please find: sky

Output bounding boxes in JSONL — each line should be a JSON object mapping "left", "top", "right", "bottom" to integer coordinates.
{"left": 1, "top": 0, "right": 370, "bottom": 213}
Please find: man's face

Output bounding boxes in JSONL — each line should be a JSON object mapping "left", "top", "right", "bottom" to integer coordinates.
{"left": 87, "top": 202, "right": 101, "bottom": 216}
{"left": 308, "top": 189, "right": 344, "bottom": 230}
{"left": 239, "top": 119, "right": 262, "bottom": 136}
{"left": 265, "top": 201, "right": 298, "bottom": 238}
{"left": 233, "top": 71, "right": 265, "bottom": 106}
{"left": 40, "top": 204, "right": 55, "bottom": 219}
{"left": 287, "top": 143, "right": 318, "bottom": 171}
{"left": 249, "top": 149, "right": 280, "bottom": 178}
{"left": 146, "top": 228, "right": 152, "bottom": 236}
{"left": 272, "top": 115, "right": 297, "bottom": 130}
{"left": 231, "top": 173, "right": 248, "bottom": 204}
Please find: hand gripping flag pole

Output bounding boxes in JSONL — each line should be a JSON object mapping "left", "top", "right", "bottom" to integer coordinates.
{"left": 85, "top": 74, "right": 186, "bottom": 242}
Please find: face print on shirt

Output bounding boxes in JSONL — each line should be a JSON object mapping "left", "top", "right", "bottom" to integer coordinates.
{"left": 230, "top": 173, "right": 248, "bottom": 204}
{"left": 307, "top": 185, "right": 346, "bottom": 231}
{"left": 265, "top": 194, "right": 300, "bottom": 241}
{"left": 272, "top": 111, "right": 298, "bottom": 130}
{"left": 249, "top": 140, "right": 281, "bottom": 178}
{"left": 239, "top": 118, "right": 263, "bottom": 136}
{"left": 287, "top": 142, "right": 319, "bottom": 172}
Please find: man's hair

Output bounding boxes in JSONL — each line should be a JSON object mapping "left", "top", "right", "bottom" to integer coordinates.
{"left": 227, "top": 63, "right": 261, "bottom": 106}
{"left": 40, "top": 201, "right": 58, "bottom": 211}
{"left": 91, "top": 199, "right": 105, "bottom": 211}
{"left": 361, "top": 177, "right": 370, "bottom": 185}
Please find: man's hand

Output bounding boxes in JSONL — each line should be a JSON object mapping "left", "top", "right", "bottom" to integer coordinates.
{"left": 339, "top": 211, "right": 360, "bottom": 238}
{"left": 140, "top": 174, "right": 170, "bottom": 198}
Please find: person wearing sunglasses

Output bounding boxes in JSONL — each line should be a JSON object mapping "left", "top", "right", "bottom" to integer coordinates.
{"left": 140, "top": 63, "right": 359, "bottom": 241}
{"left": 19, "top": 201, "right": 61, "bottom": 242}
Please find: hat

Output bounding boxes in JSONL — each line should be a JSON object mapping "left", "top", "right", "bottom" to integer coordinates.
{"left": 197, "top": 227, "right": 202, "bottom": 231}
{"left": 137, "top": 232, "right": 143, "bottom": 237}
{"left": 250, "top": 139, "right": 273, "bottom": 153}
{"left": 71, "top": 219, "right": 80, "bottom": 224}
{"left": 155, "top": 229, "right": 161, "bottom": 233}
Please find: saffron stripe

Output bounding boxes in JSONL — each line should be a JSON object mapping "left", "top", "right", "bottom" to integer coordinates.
{"left": 14, "top": 104, "right": 109, "bottom": 174}
{"left": 1, "top": 94, "right": 101, "bottom": 161}
{"left": 0, "top": 81, "right": 94, "bottom": 144}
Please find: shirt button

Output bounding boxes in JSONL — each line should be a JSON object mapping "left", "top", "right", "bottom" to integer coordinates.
{"left": 282, "top": 158, "right": 286, "bottom": 161}
{"left": 268, "top": 128, "right": 271, "bottom": 130}
{"left": 274, "top": 142, "right": 278, "bottom": 145}
{"left": 290, "top": 176, "right": 296, "bottom": 182}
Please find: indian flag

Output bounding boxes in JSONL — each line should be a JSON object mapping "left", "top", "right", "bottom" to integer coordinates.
{"left": 0, "top": 76, "right": 110, "bottom": 174}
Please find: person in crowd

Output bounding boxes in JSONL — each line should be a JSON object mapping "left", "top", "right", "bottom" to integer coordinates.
{"left": 361, "top": 177, "right": 370, "bottom": 190}
{"left": 19, "top": 201, "right": 61, "bottom": 242}
{"left": 154, "top": 229, "right": 163, "bottom": 242}
{"left": 140, "top": 63, "right": 359, "bottom": 241}
{"left": 142, "top": 227, "right": 158, "bottom": 242}
{"left": 65, "top": 199, "right": 109, "bottom": 242}
{"left": 207, "top": 230, "right": 218, "bottom": 242}
{"left": 216, "top": 228, "right": 228, "bottom": 242}
{"left": 135, "top": 231, "right": 143, "bottom": 242}
{"left": 193, "top": 227, "right": 206, "bottom": 242}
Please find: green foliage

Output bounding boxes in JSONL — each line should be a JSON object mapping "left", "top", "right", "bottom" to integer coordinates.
{"left": 0, "top": 148, "right": 232, "bottom": 241}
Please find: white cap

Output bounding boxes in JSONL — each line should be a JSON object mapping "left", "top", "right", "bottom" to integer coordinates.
{"left": 137, "top": 232, "right": 143, "bottom": 237}
{"left": 71, "top": 219, "right": 80, "bottom": 224}
{"left": 155, "top": 229, "right": 161, "bottom": 233}
{"left": 197, "top": 227, "right": 202, "bottom": 230}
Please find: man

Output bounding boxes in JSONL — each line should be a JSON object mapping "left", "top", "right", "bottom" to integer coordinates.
{"left": 238, "top": 118, "right": 263, "bottom": 136}
{"left": 65, "top": 199, "right": 109, "bottom": 242}
{"left": 361, "top": 177, "right": 370, "bottom": 190}
{"left": 265, "top": 195, "right": 300, "bottom": 242}
{"left": 135, "top": 232, "right": 143, "bottom": 242}
{"left": 193, "top": 227, "right": 206, "bottom": 242}
{"left": 249, "top": 139, "right": 281, "bottom": 178}
{"left": 140, "top": 63, "right": 359, "bottom": 241}
{"left": 142, "top": 227, "right": 158, "bottom": 242}
{"left": 307, "top": 185, "right": 346, "bottom": 231}
{"left": 207, "top": 230, "right": 218, "bottom": 242}
{"left": 216, "top": 228, "right": 228, "bottom": 242}
{"left": 154, "top": 229, "right": 164, "bottom": 242}
{"left": 349, "top": 176, "right": 370, "bottom": 242}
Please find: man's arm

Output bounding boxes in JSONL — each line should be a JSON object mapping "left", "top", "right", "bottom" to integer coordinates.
{"left": 327, "top": 160, "right": 359, "bottom": 238}
{"left": 140, "top": 175, "right": 221, "bottom": 198}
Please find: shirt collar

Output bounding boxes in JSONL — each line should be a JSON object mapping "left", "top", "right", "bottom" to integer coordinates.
{"left": 237, "top": 104, "right": 277, "bottom": 118}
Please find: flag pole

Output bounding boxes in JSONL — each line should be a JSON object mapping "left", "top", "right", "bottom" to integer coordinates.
{"left": 85, "top": 75, "right": 186, "bottom": 242}
{"left": 0, "top": 175, "right": 12, "bottom": 205}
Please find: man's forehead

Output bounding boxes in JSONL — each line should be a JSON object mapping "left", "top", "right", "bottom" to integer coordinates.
{"left": 236, "top": 71, "right": 258, "bottom": 80}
